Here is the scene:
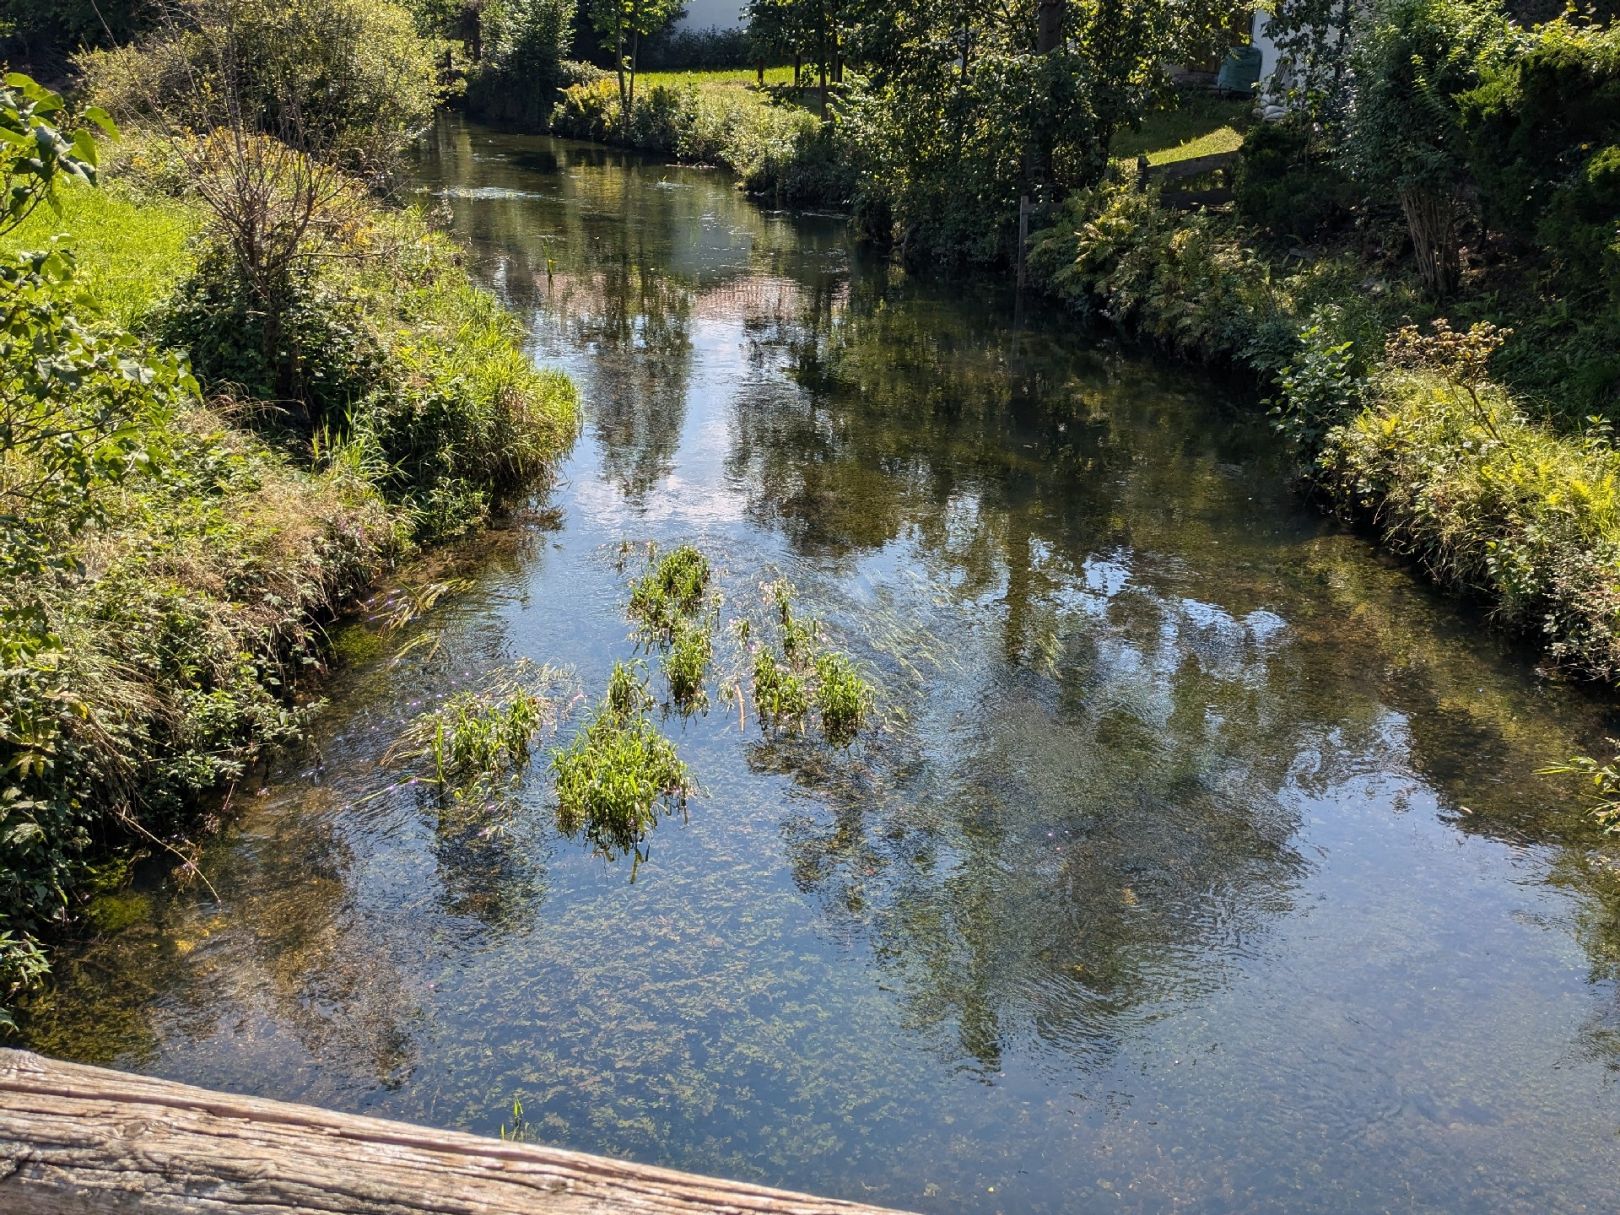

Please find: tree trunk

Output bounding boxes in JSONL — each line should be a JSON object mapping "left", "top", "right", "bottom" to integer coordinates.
{"left": 1036, "top": 0, "right": 1065, "bottom": 54}
{"left": 1400, "top": 184, "right": 1462, "bottom": 297}
{"left": 793, "top": 52, "right": 802, "bottom": 89}
{"left": 616, "top": 21, "right": 628, "bottom": 131}
{"left": 818, "top": 42, "right": 828, "bottom": 121}
{"left": 629, "top": 28, "right": 640, "bottom": 114}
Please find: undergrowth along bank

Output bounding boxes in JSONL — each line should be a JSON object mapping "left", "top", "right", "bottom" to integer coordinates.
{"left": 1029, "top": 179, "right": 1620, "bottom": 685}
{"left": 549, "top": 69, "right": 855, "bottom": 208}
{"left": 0, "top": 128, "right": 577, "bottom": 1019}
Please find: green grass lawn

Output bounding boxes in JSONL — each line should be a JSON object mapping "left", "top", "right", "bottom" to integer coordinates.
{"left": 638, "top": 66, "right": 799, "bottom": 92}
{"left": 0, "top": 180, "right": 200, "bottom": 325}
{"left": 1111, "top": 95, "right": 1253, "bottom": 166}
{"left": 632, "top": 66, "right": 824, "bottom": 117}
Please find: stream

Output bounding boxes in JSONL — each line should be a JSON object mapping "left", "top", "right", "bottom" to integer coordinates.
{"left": 19, "top": 116, "right": 1620, "bottom": 1213}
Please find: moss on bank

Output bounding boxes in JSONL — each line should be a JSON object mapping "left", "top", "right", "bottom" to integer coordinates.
{"left": 0, "top": 170, "right": 576, "bottom": 1015}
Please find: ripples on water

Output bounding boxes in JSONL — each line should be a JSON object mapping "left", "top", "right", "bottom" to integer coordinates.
{"left": 20, "top": 118, "right": 1620, "bottom": 1214}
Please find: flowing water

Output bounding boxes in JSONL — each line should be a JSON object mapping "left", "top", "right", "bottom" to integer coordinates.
{"left": 20, "top": 117, "right": 1620, "bottom": 1212}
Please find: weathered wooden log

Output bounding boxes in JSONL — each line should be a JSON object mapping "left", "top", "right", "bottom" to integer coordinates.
{"left": 0, "top": 1049, "right": 912, "bottom": 1215}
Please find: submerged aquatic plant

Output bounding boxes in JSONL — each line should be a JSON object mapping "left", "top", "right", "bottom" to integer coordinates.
{"left": 386, "top": 660, "right": 565, "bottom": 791}
{"left": 1541, "top": 746, "right": 1620, "bottom": 832}
{"left": 813, "top": 651, "right": 873, "bottom": 747}
{"left": 553, "top": 665, "right": 692, "bottom": 859}
{"left": 664, "top": 617, "right": 713, "bottom": 708}
{"left": 498, "top": 1096, "right": 533, "bottom": 1142}
{"left": 629, "top": 543, "right": 711, "bottom": 636}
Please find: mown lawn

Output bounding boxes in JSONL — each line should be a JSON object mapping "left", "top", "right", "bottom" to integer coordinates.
{"left": 1111, "top": 95, "right": 1253, "bottom": 166}
{"left": 3, "top": 181, "right": 201, "bottom": 326}
{"left": 638, "top": 66, "right": 799, "bottom": 91}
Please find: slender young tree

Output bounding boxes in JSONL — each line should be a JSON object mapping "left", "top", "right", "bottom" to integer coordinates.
{"left": 588, "top": 0, "right": 683, "bottom": 126}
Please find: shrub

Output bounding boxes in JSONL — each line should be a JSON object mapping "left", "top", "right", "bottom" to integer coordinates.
{"left": 635, "top": 26, "right": 756, "bottom": 70}
{"left": 1340, "top": 0, "right": 1515, "bottom": 295}
{"left": 1319, "top": 332, "right": 1620, "bottom": 679}
{"left": 465, "top": 0, "right": 578, "bottom": 126}
{"left": 165, "top": 204, "right": 578, "bottom": 541}
{"left": 79, "top": 0, "right": 442, "bottom": 178}
{"left": 1460, "top": 15, "right": 1620, "bottom": 256}
{"left": 1269, "top": 307, "right": 1371, "bottom": 450}
{"left": 549, "top": 77, "right": 852, "bottom": 207}
{"left": 1234, "top": 118, "right": 1357, "bottom": 242}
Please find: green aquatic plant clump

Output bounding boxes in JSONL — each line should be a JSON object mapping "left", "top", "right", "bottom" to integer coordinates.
{"left": 606, "top": 659, "right": 655, "bottom": 718}
{"left": 750, "top": 578, "right": 875, "bottom": 744}
{"left": 752, "top": 646, "right": 810, "bottom": 728}
{"left": 813, "top": 651, "right": 874, "bottom": 747}
{"left": 1541, "top": 748, "right": 1620, "bottom": 834}
{"left": 552, "top": 681, "right": 693, "bottom": 857}
{"left": 771, "top": 580, "right": 818, "bottom": 663}
{"left": 664, "top": 618, "right": 713, "bottom": 708}
{"left": 628, "top": 543, "right": 711, "bottom": 635}
{"left": 386, "top": 661, "right": 563, "bottom": 789}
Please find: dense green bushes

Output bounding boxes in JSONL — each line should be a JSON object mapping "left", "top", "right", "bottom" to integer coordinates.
{"left": 464, "top": 0, "right": 579, "bottom": 126}
{"left": 1323, "top": 357, "right": 1620, "bottom": 679}
{"left": 551, "top": 75, "right": 854, "bottom": 206}
{"left": 162, "top": 207, "right": 575, "bottom": 541}
{"left": 1232, "top": 119, "right": 1356, "bottom": 241}
{"left": 0, "top": 77, "right": 575, "bottom": 1017}
{"left": 79, "top": 0, "right": 442, "bottom": 178}
{"left": 1032, "top": 172, "right": 1620, "bottom": 684}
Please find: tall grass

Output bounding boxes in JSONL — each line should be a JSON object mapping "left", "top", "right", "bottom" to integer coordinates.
{"left": 0, "top": 153, "right": 577, "bottom": 1016}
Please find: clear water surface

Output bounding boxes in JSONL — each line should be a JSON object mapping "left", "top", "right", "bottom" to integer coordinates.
{"left": 21, "top": 117, "right": 1620, "bottom": 1214}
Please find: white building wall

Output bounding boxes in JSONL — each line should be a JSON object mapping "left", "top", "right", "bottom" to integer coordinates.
{"left": 676, "top": 0, "right": 747, "bottom": 30}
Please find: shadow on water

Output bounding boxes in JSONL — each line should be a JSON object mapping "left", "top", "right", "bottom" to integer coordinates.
{"left": 19, "top": 116, "right": 1620, "bottom": 1214}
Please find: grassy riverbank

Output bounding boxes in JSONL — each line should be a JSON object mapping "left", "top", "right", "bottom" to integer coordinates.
{"left": 549, "top": 68, "right": 854, "bottom": 207}
{"left": 1029, "top": 178, "right": 1620, "bottom": 684}
{"left": 0, "top": 167, "right": 577, "bottom": 1016}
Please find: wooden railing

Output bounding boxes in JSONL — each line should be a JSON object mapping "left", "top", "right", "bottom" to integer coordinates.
{"left": 0, "top": 1049, "right": 913, "bottom": 1214}
{"left": 1135, "top": 151, "right": 1238, "bottom": 210}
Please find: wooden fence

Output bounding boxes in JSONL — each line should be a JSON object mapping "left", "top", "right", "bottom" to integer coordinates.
{"left": 1135, "top": 151, "right": 1238, "bottom": 210}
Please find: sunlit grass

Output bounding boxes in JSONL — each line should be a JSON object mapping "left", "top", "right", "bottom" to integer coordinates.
{"left": 0, "top": 180, "right": 201, "bottom": 326}
{"left": 638, "top": 66, "right": 799, "bottom": 92}
{"left": 1111, "top": 95, "right": 1252, "bottom": 166}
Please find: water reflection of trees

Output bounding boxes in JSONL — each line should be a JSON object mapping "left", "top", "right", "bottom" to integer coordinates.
{"left": 731, "top": 266, "right": 1620, "bottom": 1077}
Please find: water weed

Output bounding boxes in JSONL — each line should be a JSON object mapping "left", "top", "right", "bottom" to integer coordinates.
{"left": 664, "top": 618, "right": 713, "bottom": 709}
{"left": 386, "top": 661, "right": 566, "bottom": 790}
{"left": 1541, "top": 747, "right": 1620, "bottom": 833}
{"left": 606, "top": 659, "right": 655, "bottom": 718}
{"left": 752, "top": 647, "right": 811, "bottom": 729}
{"left": 813, "top": 652, "right": 874, "bottom": 747}
{"left": 628, "top": 543, "right": 711, "bottom": 636}
{"left": 553, "top": 687, "right": 693, "bottom": 860}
